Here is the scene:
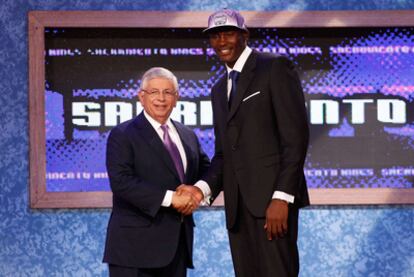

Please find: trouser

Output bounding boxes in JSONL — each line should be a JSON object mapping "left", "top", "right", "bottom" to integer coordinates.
{"left": 109, "top": 226, "right": 189, "bottom": 277}
{"left": 228, "top": 196, "right": 300, "bottom": 277}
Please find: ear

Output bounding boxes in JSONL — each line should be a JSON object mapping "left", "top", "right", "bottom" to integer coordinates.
{"left": 242, "top": 31, "right": 249, "bottom": 45}
{"left": 138, "top": 91, "right": 144, "bottom": 104}
{"left": 173, "top": 92, "right": 179, "bottom": 107}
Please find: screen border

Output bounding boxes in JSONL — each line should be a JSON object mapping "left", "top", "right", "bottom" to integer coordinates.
{"left": 29, "top": 10, "right": 414, "bottom": 208}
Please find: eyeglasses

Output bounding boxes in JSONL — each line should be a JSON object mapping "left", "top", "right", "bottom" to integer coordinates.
{"left": 141, "top": 89, "right": 177, "bottom": 97}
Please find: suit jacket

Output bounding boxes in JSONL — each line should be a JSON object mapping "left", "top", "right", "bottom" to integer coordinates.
{"left": 103, "top": 112, "right": 210, "bottom": 268}
{"left": 204, "top": 51, "right": 310, "bottom": 229}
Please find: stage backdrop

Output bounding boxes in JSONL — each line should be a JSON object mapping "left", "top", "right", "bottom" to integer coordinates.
{"left": 45, "top": 26, "right": 414, "bottom": 192}
{"left": 29, "top": 11, "right": 414, "bottom": 208}
{"left": 0, "top": 1, "right": 413, "bottom": 277}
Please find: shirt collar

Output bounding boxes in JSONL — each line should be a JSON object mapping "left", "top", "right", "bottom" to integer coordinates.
{"left": 226, "top": 46, "right": 252, "bottom": 75}
{"left": 143, "top": 111, "right": 173, "bottom": 131}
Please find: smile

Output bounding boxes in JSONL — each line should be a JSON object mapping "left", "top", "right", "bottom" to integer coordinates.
{"left": 218, "top": 48, "right": 231, "bottom": 55}
{"left": 154, "top": 105, "right": 167, "bottom": 109}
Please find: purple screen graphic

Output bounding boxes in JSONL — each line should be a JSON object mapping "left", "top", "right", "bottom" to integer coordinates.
{"left": 45, "top": 27, "right": 414, "bottom": 192}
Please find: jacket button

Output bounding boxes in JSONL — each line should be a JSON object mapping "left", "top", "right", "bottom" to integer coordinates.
{"left": 231, "top": 145, "right": 237, "bottom": 150}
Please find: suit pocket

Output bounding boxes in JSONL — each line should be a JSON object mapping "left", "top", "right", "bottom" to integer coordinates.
{"left": 242, "top": 91, "right": 261, "bottom": 102}
{"left": 116, "top": 214, "right": 152, "bottom": 228}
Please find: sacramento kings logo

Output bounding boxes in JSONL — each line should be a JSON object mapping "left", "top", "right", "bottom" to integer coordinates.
{"left": 213, "top": 14, "right": 227, "bottom": 26}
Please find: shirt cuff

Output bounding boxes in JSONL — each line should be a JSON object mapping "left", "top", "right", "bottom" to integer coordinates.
{"left": 161, "top": 190, "right": 174, "bottom": 207}
{"left": 194, "top": 180, "right": 212, "bottom": 205}
{"left": 272, "top": 191, "right": 295, "bottom": 204}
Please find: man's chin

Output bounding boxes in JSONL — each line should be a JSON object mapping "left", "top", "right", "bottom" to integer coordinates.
{"left": 218, "top": 55, "right": 237, "bottom": 66}
{"left": 218, "top": 55, "right": 232, "bottom": 62}
{"left": 154, "top": 112, "right": 169, "bottom": 120}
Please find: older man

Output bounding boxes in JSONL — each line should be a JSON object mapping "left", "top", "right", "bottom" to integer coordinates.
{"left": 103, "top": 67, "right": 210, "bottom": 277}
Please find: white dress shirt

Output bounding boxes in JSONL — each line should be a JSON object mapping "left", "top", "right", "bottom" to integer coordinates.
{"left": 195, "top": 46, "right": 295, "bottom": 204}
{"left": 143, "top": 111, "right": 187, "bottom": 207}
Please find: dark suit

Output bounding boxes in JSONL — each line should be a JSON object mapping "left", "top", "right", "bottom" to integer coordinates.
{"left": 204, "top": 50, "right": 309, "bottom": 276}
{"left": 103, "top": 112, "right": 210, "bottom": 275}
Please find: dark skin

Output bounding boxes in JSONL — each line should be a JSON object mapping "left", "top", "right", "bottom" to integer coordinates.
{"left": 208, "top": 27, "right": 249, "bottom": 68}
{"left": 209, "top": 27, "right": 289, "bottom": 240}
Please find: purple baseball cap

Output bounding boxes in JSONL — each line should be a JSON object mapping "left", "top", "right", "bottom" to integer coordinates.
{"left": 203, "top": 9, "right": 248, "bottom": 33}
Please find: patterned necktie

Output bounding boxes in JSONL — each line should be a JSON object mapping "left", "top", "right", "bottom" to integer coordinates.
{"left": 160, "top": 125, "right": 185, "bottom": 182}
{"left": 228, "top": 70, "right": 239, "bottom": 108}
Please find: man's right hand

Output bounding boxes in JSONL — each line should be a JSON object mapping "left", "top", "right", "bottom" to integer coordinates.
{"left": 176, "top": 184, "right": 204, "bottom": 203}
{"left": 171, "top": 190, "right": 198, "bottom": 215}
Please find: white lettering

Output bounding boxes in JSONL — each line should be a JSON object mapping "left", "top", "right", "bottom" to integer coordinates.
{"left": 200, "top": 101, "right": 213, "bottom": 125}
{"left": 72, "top": 102, "right": 101, "bottom": 126}
{"left": 310, "top": 100, "right": 339, "bottom": 124}
{"left": 104, "top": 102, "right": 133, "bottom": 126}
{"left": 377, "top": 99, "right": 406, "bottom": 123}
{"left": 171, "top": 101, "right": 197, "bottom": 125}
{"left": 343, "top": 99, "right": 374, "bottom": 124}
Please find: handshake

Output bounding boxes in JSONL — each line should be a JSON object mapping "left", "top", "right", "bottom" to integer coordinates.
{"left": 171, "top": 184, "right": 204, "bottom": 215}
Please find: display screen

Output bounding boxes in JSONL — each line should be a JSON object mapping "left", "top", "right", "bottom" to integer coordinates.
{"left": 45, "top": 27, "right": 414, "bottom": 192}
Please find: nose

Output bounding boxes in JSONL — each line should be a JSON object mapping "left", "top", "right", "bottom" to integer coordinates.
{"left": 211, "top": 32, "right": 227, "bottom": 45}
{"left": 217, "top": 33, "right": 226, "bottom": 44}
{"left": 156, "top": 91, "right": 166, "bottom": 101}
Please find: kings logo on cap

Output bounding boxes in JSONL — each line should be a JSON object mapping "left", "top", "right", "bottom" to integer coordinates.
{"left": 204, "top": 9, "right": 247, "bottom": 33}
{"left": 213, "top": 14, "right": 228, "bottom": 27}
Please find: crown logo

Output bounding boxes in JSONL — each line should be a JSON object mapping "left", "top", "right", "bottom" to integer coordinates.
{"left": 213, "top": 14, "right": 227, "bottom": 26}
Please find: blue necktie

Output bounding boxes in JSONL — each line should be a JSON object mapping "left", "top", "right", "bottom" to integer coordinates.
{"left": 160, "top": 125, "right": 185, "bottom": 183}
{"left": 228, "top": 70, "right": 239, "bottom": 108}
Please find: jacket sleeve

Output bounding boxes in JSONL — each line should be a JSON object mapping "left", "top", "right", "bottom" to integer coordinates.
{"left": 269, "top": 56, "right": 309, "bottom": 196}
{"left": 195, "top": 133, "right": 211, "bottom": 180}
{"left": 201, "top": 87, "right": 224, "bottom": 202}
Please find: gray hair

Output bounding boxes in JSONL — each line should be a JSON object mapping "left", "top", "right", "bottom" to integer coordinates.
{"left": 139, "top": 67, "right": 179, "bottom": 92}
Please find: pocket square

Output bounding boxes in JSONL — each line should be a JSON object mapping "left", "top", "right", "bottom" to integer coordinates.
{"left": 243, "top": 91, "right": 261, "bottom": 102}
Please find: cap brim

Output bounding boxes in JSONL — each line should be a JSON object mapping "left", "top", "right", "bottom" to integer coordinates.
{"left": 203, "top": 25, "right": 247, "bottom": 33}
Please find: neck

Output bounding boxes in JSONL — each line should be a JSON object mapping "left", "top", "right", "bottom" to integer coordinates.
{"left": 226, "top": 46, "right": 247, "bottom": 69}
{"left": 157, "top": 118, "right": 168, "bottom": 125}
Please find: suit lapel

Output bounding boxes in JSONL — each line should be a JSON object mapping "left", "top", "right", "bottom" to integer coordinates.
{"left": 227, "top": 51, "right": 257, "bottom": 122}
{"left": 133, "top": 113, "right": 180, "bottom": 181}
{"left": 216, "top": 76, "right": 229, "bottom": 115}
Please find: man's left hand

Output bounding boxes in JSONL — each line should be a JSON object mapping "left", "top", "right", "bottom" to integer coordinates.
{"left": 264, "top": 199, "right": 289, "bottom": 240}
{"left": 176, "top": 184, "right": 204, "bottom": 203}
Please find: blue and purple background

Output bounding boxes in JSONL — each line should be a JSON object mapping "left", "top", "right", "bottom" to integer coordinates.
{"left": 1, "top": 1, "right": 414, "bottom": 276}
{"left": 45, "top": 27, "right": 414, "bottom": 192}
